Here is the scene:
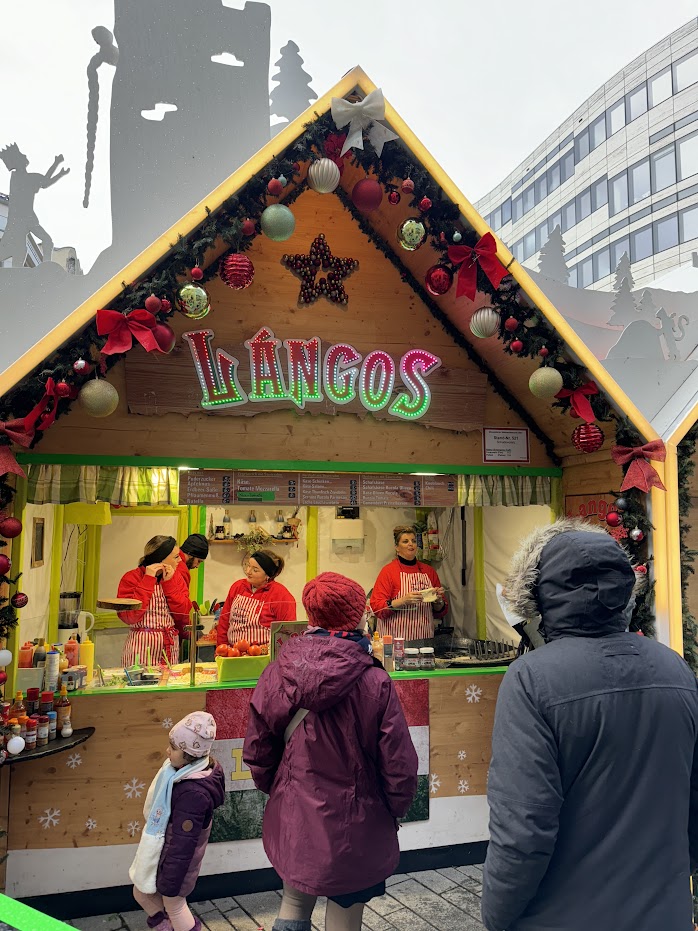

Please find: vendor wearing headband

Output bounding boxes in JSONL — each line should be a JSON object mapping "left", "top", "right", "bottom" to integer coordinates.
{"left": 117, "top": 535, "right": 193, "bottom": 667}
{"left": 176, "top": 532, "right": 210, "bottom": 591}
{"left": 217, "top": 549, "right": 296, "bottom": 650}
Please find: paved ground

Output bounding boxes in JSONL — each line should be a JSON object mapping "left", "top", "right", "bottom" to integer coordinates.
{"left": 67, "top": 866, "right": 487, "bottom": 931}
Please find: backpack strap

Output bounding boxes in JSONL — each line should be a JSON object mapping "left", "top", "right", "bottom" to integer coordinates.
{"left": 284, "top": 708, "right": 310, "bottom": 744}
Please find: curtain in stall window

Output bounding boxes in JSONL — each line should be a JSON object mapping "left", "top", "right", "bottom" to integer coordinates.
{"left": 459, "top": 474, "right": 551, "bottom": 507}
{"left": 26, "top": 465, "right": 179, "bottom": 506}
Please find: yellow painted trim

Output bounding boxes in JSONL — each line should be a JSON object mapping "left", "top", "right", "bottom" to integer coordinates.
{"left": 668, "top": 400, "right": 698, "bottom": 445}
{"left": 6, "top": 477, "right": 27, "bottom": 696}
{"left": 473, "top": 507, "right": 487, "bottom": 640}
{"left": 46, "top": 505, "right": 65, "bottom": 645}
{"left": 306, "top": 507, "right": 318, "bottom": 583}
{"left": 82, "top": 525, "right": 100, "bottom": 615}
{"left": 648, "top": 462, "right": 672, "bottom": 649}
{"left": 663, "top": 443, "right": 683, "bottom": 654}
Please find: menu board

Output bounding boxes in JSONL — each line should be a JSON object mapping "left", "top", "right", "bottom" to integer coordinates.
{"left": 179, "top": 470, "right": 457, "bottom": 507}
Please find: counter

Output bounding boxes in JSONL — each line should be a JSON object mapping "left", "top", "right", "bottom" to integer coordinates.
{"left": 1, "top": 666, "right": 504, "bottom": 908}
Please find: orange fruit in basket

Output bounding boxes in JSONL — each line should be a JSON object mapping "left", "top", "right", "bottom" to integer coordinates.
{"left": 215, "top": 644, "right": 229, "bottom": 657}
{"left": 229, "top": 646, "right": 241, "bottom": 657}
{"left": 234, "top": 639, "right": 250, "bottom": 654}
{"left": 249, "top": 644, "right": 262, "bottom": 656}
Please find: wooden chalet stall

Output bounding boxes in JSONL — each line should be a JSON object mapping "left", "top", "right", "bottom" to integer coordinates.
{"left": 0, "top": 69, "right": 673, "bottom": 916}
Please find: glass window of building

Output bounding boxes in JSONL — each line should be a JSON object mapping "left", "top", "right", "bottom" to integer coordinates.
{"left": 611, "top": 236, "right": 631, "bottom": 270}
{"left": 493, "top": 207, "right": 502, "bottom": 229}
{"left": 651, "top": 144, "right": 677, "bottom": 192}
{"left": 568, "top": 265, "right": 578, "bottom": 287}
{"left": 630, "top": 225, "right": 653, "bottom": 262}
{"left": 523, "top": 230, "right": 536, "bottom": 259}
{"left": 523, "top": 185, "right": 535, "bottom": 213}
{"left": 548, "top": 161, "right": 561, "bottom": 192}
{"left": 512, "top": 195, "right": 523, "bottom": 223}
{"left": 562, "top": 200, "right": 576, "bottom": 231}
{"left": 677, "top": 131, "right": 698, "bottom": 181}
{"left": 590, "top": 114, "right": 606, "bottom": 150}
{"left": 561, "top": 149, "right": 575, "bottom": 182}
{"left": 629, "top": 159, "right": 651, "bottom": 204}
{"left": 626, "top": 84, "right": 648, "bottom": 122}
{"left": 575, "top": 131, "right": 590, "bottom": 163}
{"left": 576, "top": 188, "right": 592, "bottom": 220}
{"left": 535, "top": 173, "right": 548, "bottom": 203}
{"left": 609, "top": 171, "right": 629, "bottom": 215}
{"left": 536, "top": 222, "right": 548, "bottom": 250}
{"left": 648, "top": 67, "right": 672, "bottom": 107}
{"left": 593, "top": 247, "right": 611, "bottom": 281}
{"left": 591, "top": 177, "right": 608, "bottom": 210}
{"left": 548, "top": 210, "right": 563, "bottom": 233}
{"left": 578, "top": 256, "right": 593, "bottom": 288}
{"left": 501, "top": 198, "right": 512, "bottom": 224}
{"left": 680, "top": 204, "right": 698, "bottom": 242}
{"left": 654, "top": 214, "right": 679, "bottom": 252}
{"left": 607, "top": 98, "right": 625, "bottom": 136}
{"left": 512, "top": 240, "right": 524, "bottom": 262}
{"left": 674, "top": 49, "right": 698, "bottom": 94}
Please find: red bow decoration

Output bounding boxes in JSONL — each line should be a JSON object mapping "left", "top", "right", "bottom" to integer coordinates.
{"left": 447, "top": 233, "right": 508, "bottom": 301}
{"left": 97, "top": 308, "right": 159, "bottom": 355}
{"left": 0, "top": 419, "right": 35, "bottom": 478}
{"left": 324, "top": 133, "right": 350, "bottom": 172}
{"left": 555, "top": 381, "right": 599, "bottom": 424}
{"left": 612, "top": 439, "right": 666, "bottom": 493}
{"left": 24, "top": 378, "right": 58, "bottom": 433}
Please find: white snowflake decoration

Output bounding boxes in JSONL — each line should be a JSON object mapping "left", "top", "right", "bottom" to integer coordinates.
{"left": 465, "top": 684, "right": 482, "bottom": 704}
{"left": 127, "top": 820, "right": 141, "bottom": 837}
{"left": 124, "top": 777, "right": 146, "bottom": 799}
{"left": 38, "top": 808, "right": 61, "bottom": 829}
{"left": 458, "top": 750, "right": 467, "bottom": 761}
{"left": 429, "top": 773, "right": 441, "bottom": 794}
{"left": 66, "top": 753, "right": 82, "bottom": 770}
{"left": 162, "top": 717, "right": 173, "bottom": 729}
{"left": 458, "top": 779, "right": 470, "bottom": 794}
{"left": 85, "top": 817, "right": 97, "bottom": 832}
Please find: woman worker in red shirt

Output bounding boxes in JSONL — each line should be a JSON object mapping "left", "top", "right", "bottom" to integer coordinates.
{"left": 370, "top": 524, "right": 447, "bottom": 645}
{"left": 217, "top": 549, "right": 296, "bottom": 650}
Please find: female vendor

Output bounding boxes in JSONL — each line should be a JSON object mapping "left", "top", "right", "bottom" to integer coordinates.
{"left": 217, "top": 549, "right": 296, "bottom": 650}
{"left": 370, "top": 524, "right": 447, "bottom": 644}
{"left": 117, "top": 535, "right": 192, "bottom": 666}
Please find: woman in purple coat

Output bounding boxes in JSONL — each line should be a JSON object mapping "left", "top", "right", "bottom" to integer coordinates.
{"left": 244, "top": 572, "right": 419, "bottom": 931}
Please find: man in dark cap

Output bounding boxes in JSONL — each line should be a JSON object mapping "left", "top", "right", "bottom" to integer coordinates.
{"left": 176, "top": 533, "right": 209, "bottom": 591}
{"left": 482, "top": 518, "right": 698, "bottom": 931}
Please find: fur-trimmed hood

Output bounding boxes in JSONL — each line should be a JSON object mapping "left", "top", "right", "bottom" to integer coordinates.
{"left": 503, "top": 519, "right": 636, "bottom": 641}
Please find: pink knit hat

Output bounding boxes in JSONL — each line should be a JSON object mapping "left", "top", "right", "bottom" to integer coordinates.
{"left": 302, "top": 572, "right": 366, "bottom": 631}
{"left": 169, "top": 711, "right": 216, "bottom": 758}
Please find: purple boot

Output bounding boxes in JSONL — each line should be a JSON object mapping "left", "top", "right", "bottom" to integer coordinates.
{"left": 146, "top": 913, "right": 172, "bottom": 931}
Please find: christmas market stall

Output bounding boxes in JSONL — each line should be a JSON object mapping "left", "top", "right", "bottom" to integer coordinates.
{"left": 0, "top": 69, "right": 674, "bottom": 917}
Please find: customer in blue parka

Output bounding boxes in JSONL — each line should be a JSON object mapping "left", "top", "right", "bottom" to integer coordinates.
{"left": 482, "top": 518, "right": 698, "bottom": 931}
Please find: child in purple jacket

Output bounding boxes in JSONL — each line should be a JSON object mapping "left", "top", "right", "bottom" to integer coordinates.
{"left": 130, "top": 711, "right": 225, "bottom": 931}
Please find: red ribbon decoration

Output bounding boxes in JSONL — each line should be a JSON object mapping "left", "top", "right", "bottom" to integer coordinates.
{"left": 24, "top": 378, "right": 58, "bottom": 433}
{"left": 0, "top": 419, "right": 35, "bottom": 478}
{"left": 447, "top": 233, "right": 508, "bottom": 301}
{"left": 555, "top": 381, "right": 598, "bottom": 424}
{"left": 97, "top": 308, "right": 159, "bottom": 355}
{"left": 612, "top": 439, "right": 667, "bottom": 493}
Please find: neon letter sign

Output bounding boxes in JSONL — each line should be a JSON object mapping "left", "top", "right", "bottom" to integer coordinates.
{"left": 182, "top": 329, "right": 247, "bottom": 409}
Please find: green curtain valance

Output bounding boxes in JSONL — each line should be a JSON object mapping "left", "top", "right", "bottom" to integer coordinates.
{"left": 26, "top": 464, "right": 179, "bottom": 507}
{"left": 459, "top": 473, "right": 552, "bottom": 507}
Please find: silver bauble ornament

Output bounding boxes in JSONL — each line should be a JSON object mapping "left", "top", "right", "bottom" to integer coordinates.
{"left": 307, "top": 158, "right": 341, "bottom": 194}
{"left": 175, "top": 282, "right": 211, "bottom": 320}
{"left": 260, "top": 204, "right": 296, "bottom": 241}
{"left": 528, "top": 367, "right": 564, "bottom": 399}
{"left": 630, "top": 528, "right": 645, "bottom": 542}
{"left": 79, "top": 379, "right": 119, "bottom": 418}
{"left": 469, "top": 307, "right": 500, "bottom": 339}
{"left": 397, "top": 218, "right": 427, "bottom": 251}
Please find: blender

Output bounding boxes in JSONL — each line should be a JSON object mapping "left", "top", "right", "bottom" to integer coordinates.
{"left": 58, "top": 592, "right": 82, "bottom": 645}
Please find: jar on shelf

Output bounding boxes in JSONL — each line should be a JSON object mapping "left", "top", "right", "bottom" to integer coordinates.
{"left": 403, "top": 648, "right": 420, "bottom": 670}
{"left": 419, "top": 646, "right": 435, "bottom": 670}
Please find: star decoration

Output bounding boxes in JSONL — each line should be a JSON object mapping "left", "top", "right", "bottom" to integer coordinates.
{"left": 282, "top": 233, "right": 358, "bottom": 306}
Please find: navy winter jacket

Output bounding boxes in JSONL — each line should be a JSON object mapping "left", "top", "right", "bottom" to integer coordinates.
{"left": 482, "top": 527, "right": 698, "bottom": 931}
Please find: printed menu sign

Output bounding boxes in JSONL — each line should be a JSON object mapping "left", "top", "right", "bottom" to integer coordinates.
{"left": 178, "top": 470, "right": 233, "bottom": 504}
{"left": 421, "top": 474, "right": 458, "bottom": 506}
{"left": 360, "top": 474, "right": 425, "bottom": 506}
{"left": 234, "top": 472, "right": 299, "bottom": 504}
{"left": 299, "top": 473, "right": 360, "bottom": 506}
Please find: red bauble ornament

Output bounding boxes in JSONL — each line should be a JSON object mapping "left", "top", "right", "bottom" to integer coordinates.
{"left": 572, "top": 423, "right": 605, "bottom": 453}
{"left": 144, "top": 294, "right": 162, "bottom": 314}
{"left": 241, "top": 218, "right": 256, "bottom": 237}
{"left": 419, "top": 196, "right": 432, "bottom": 212}
{"left": 352, "top": 179, "right": 383, "bottom": 213}
{"left": 605, "top": 510, "right": 622, "bottom": 527}
{"left": 10, "top": 592, "right": 28, "bottom": 609}
{"left": 388, "top": 191, "right": 401, "bottom": 206}
{"left": 0, "top": 671, "right": 7, "bottom": 687}
{"left": 191, "top": 267, "right": 204, "bottom": 281}
{"left": 0, "top": 517, "right": 22, "bottom": 538}
{"left": 73, "top": 359, "right": 89, "bottom": 374}
{"left": 504, "top": 316, "right": 519, "bottom": 332}
{"left": 152, "top": 323, "right": 177, "bottom": 354}
{"left": 267, "top": 178, "right": 283, "bottom": 196}
{"left": 401, "top": 179, "right": 415, "bottom": 194}
{"left": 570, "top": 410, "right": 581, "bottom": 419}
{"left": 160, "top": 298, "right": 172, "bottom": 313}
{"left": 510, "top": 340, "right": 524, "bottom": 353}
{"left": 424, "top": 265, "right": 454, "bottom": 297}
{"left": 55, "top": 381, "right": 71, "bottom": 398}
{"left": 219, "top": 253, "right": 255, "bottom": 290}
{"left": 634, "top": 564, "right": 648, "bottom": 575}
{"left": 0, "top": 555, "right": 10, "bottom": 576}
{"left": 630, "top": 528, "right": 645, "bottom": 542}
{"left": 539, "top": 346, "right": 549, "bottom": 357}
{"left": 293, "top": 162, "right": 301, "bottom": 173}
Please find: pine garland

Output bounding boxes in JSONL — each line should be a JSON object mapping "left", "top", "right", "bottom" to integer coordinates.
{"left": 678, "top": 426, "right": 698, "bottom": 671}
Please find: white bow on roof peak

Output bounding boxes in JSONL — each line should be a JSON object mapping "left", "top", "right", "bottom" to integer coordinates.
{"left": 330, "top": 88, "right": 399, "bottom": 158}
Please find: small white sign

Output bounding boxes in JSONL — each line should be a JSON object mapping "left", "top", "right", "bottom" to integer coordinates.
{"left": 483, "top": 428, "right": 530, "bottom": 463}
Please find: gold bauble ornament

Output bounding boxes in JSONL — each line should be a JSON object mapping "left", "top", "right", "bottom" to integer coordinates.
{"left": 78, "top": 379, "right": 119, "bottom": 418}
{"left": 397, "top": 217, "right": 427, "bottom": 251}
{"left": 176, "top": 282, "right": 211, "bottom": 320}
{"left": 528, "top": 367, "right": 564, "bottom": 399}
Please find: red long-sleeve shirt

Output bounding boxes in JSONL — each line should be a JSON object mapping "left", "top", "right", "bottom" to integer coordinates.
{"left": 217, "top": 578, "right": 297, "bottom": 647}
{"left": 370, "top": 559, "right": 447, "bottom": 642}
{"left": 117, "top": 567, "right": 192, "bottom": 636}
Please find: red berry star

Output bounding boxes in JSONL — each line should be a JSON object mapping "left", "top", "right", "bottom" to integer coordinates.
{"left": 282, "top": 234, "right": 358, "bottom": 306}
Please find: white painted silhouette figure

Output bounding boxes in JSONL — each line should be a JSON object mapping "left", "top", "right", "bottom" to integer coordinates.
{"left": 0, "top": 144, "right": 69, "bottom": 266}
{"left": 607, "top": 305, "right": 688, "bottom": 362}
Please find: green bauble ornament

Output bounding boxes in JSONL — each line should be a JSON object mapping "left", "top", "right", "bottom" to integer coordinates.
{"left": 397, "top": 217, "right": 427, "bottom": 251}
{"left": 176, "top": 282, "right": 211, "bottom": 320}
{"left": 260, "top": 204, "right": 296, "bottom": 242}
{"left": 528, "top": 367, "right": 564, "bottom": 399}
{"left": 79, "top": 379, "right": 119, "bottom": 418}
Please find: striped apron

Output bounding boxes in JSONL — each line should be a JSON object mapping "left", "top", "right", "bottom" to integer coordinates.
{"left": 121, "top": 582, "right": 180, "bottom": 667}
{"left": 377, "top": 570, "right": 435, "bottom": 644}
{"left": 226, "top": 594, "right": 271, "bottom": 646}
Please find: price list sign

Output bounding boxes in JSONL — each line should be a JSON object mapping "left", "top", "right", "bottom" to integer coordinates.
{"left": 360, "top": 474, "right": 425, "bottom": 506}
{"left": 421, "top": 475, "right": 457, "bottom": 506}
{"left": 299, "top": 473, "right": 360, "bottom": 506}
{"left": 179, "top": 470, "right": 233, "bottom": 505}
{"left": 234, "top": 471, "right": 300, "bottom": 504}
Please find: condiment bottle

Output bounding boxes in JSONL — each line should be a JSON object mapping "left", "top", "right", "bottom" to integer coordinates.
{"left": 44, "top": 650, "right": 60, "bottom": 692}
{"left": 40, "top": 691, "right": 55, "bottom": 715}
{"left": 372, "top": 631, "right": 384, "bottom": 664}
{"left": 64, "top": 638, "right": 80, "bottom": 668}
{"left": 222, "top": 509, "right": 231, "bottom": 539}
{"left": 18, "top": 642, "right": 34, "bottom": 668}
{"left": 79, "top": 636, "right": 95, "bottom": 685}
{"left": 54, "top": 684, "right": 71, "bottom": 729}
{"left": 393, "top": 637, "right": 405, "bottom": 671}
{"left": 17, "top": 715, "right": 28, "bottom": 739}
{"left": 248, "top": 510, "right": 256, "bottom": 524}
{"left": 25, "top": 688, "right": 40, "bottom": 716}
{"left": 9, "top": 691, "right": 26, "bottom": 719}
{"left": 58, "top": 652, "right": 70, "bottom": 675}
{"left": 383, "top": 635, "right": 394, "bottom": 672}
{"left": 5, "top": 718, "right": 17, "bottom": 748}
{"left": 33, "top": 638, "right": 47, "bottom": 668}
{"left": 61, "top": 720, "right": 73, "bottom": 738}
{"left": 47, "top": 711, "right": 57, "bottom": 741}
{"left": 25, "top": 718, "right": 37, "bottom": 751}
{"left": 36, "top": 715, "right": 49, "bottom": 747}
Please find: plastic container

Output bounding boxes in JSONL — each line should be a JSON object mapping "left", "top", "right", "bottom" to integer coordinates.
{"left": 216, "top": 653, "right": 270, "bottom": 682}
{"left": 403, "top": 648, "right": 420, "bottom": 670}
{"left": 419, "top": 646, "right": 435, "bottom": 670}
{"left": 25, "top": 688, "right": 40, "bottom": 716}
{"left": 33, "top": 638, "right": 47, "bottom": 668}
{"left": 372, "top": 632, "right": 384, "bottom": 664}
{"left": 40, "top": 691, "right": 55, "bottom": 714}
{"left": 44, "top": 651, "right": 60, "bottom": 692}
{"left": 393, "top": 637, "right": 405, "bottom": 671}
{"left": 79, "top": 635, "right": 95, "bottom": 684}
{"left": 25, "top": 719, "right": 37, "bottom": 751}
{"left": 17, "top": 715, "right": 29, "bottom": 739}
{"left": 18, "top": 642, "right": 34, "bottom": 669}
{"left": 47, "top": 711, "right": 57, "bottom": 740}
{"left": 36, "top": 715, "right": 49, "bottom": 747}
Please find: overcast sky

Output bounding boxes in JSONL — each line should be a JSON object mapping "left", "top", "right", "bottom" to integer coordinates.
{"left": 2, "top": 0, "right": 697, "bottom": 270}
